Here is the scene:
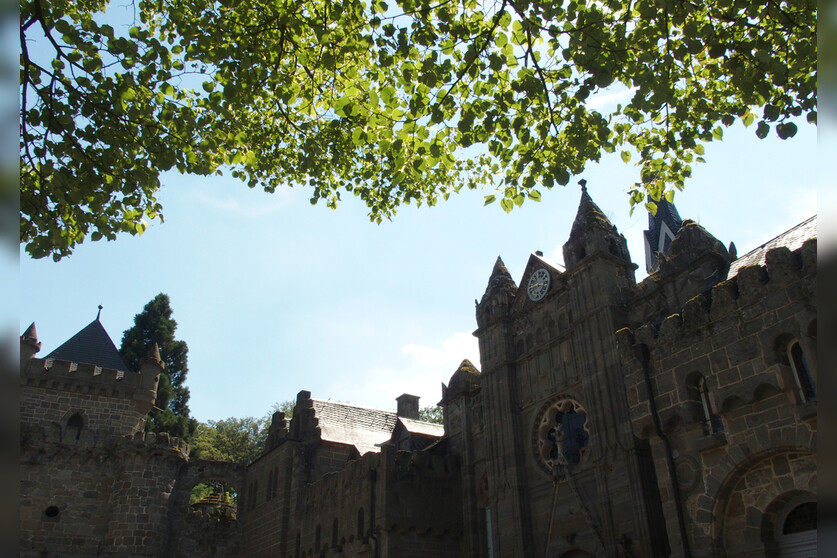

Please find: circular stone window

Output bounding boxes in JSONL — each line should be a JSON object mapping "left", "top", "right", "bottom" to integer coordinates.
{"left": 534, "top": 398, "right": 590, "bottom": 472}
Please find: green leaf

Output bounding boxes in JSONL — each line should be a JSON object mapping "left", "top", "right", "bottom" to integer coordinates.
{"left": 742, "top": 112, "right": 755, "bottom": 127}
{"left": 776, "top": 122, "right": 798, "bottom": 139}
{"left": 620, "top": 151, "right": 631, "bottom": 163}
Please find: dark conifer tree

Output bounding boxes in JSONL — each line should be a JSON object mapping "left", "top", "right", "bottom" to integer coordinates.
{"left": 120, "top": 293, "right": 197, "bottom": 440}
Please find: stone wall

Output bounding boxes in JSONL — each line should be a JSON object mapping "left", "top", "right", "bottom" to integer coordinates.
{"left": 20, "top": 357, "right": 153, "bottom": 438}
{"left": 20, "top": 428, "right": 188, "bottom": 558}
{"left": 617, "top": 240, "right": 817, "bottom": 557}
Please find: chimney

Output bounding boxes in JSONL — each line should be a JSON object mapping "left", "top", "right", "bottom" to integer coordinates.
{"left": 396, "top": 394, "right": 420, "bottom": 420}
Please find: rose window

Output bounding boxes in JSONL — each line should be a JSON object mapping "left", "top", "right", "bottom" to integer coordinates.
{"left": 535, "top": 399, "right": 590, "bottom": 469}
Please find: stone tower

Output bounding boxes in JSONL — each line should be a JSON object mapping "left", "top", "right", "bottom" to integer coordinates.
{"left": 465, "top": 185, "right": 670, "bottom": 557}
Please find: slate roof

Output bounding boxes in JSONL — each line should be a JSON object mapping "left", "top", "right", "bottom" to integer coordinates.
{"left": 311, "top": 399, "right": 400, "bottom": 455}
{"left": 727, "top": 216, "right": 816, "bottom": 278}
{"left": 46, "top": 319, "right": 130, "bottom": 372}
{"left": 398, "top": 417, "right": 445, "bottom": 437}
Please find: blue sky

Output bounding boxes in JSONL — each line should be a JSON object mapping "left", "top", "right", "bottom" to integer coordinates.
{"left": 19, "top": 119, "right": 821, "bottom": 424}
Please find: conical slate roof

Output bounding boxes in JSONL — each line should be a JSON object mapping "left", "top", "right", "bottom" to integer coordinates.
{"left": 46, "top": 319, "right": 130, "bottom": 372}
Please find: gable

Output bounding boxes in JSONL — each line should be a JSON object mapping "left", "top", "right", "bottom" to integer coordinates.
{"left": 510, "top": 253, "right": 565, "bottom": 313}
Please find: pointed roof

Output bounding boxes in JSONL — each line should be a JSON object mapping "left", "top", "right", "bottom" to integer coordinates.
{"left": 442, "top": 359, "right": 481, "bottom": 403}
{"left": 569, "top": 183, "right": 616, "bottom": 239}
{"left": 643, "top": 197, "right": 683, "bottom": 273}
{"left": 480, "top": 256, "right": 518, "bottom": 301}
{"left": 22, "top": 322, "right": 38, "bottom": 342}
{"left": 643, "top": 197, "right": 683, "bottom": 244}
{"left": 46, "top": 318, "right": 130, "bottom": 372}
{"left": 563, "top": 183, "right": 631, "bottom": 268}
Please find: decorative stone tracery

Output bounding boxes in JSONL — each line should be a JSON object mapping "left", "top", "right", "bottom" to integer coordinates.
{"left": 533, "top": 397, "right": 590, "bottom": 473}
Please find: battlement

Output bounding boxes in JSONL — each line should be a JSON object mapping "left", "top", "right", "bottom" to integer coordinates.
{"left": 23, "top": 355, "right": 143, "bottom": 390}
{"left": 621, "top": 240, "right": 816, "bottom": 352}
{"left": 20, "top": 420, "right": 190, "bottom": 456}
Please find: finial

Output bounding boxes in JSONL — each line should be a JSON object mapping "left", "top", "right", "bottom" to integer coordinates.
{"left": 578, "top": 178, "right": 587, "bottom": 192}
{"left": 96, "top": 304, "right": 103, "bottom": 321}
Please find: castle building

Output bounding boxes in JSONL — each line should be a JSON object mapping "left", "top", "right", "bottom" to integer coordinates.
{"left": 20, "top": 188, "right": 817, "bottom": 557}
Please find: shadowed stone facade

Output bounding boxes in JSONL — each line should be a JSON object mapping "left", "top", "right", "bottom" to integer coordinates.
{"left": 20, "top": 189, "right": 817, "bottom": 557}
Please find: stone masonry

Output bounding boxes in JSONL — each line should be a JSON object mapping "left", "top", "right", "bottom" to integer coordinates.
{"left": 20, "top": 189, "right": 817, "bottom": 558}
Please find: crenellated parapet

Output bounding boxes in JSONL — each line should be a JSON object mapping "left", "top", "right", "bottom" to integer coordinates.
{"left": 21, "top": 355, "right": 159, "bottom": 404}
{"left": 20, "top": 420, "right": 189, "bottom": 458}
{"left": 617, "top": 239, "right": 817, "bottom": 440}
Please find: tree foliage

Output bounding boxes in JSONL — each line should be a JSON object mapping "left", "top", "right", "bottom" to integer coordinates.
{"left": 190, "top": 416, "right": 270, "bottom": 464}
{"left": 21, "top": 0, "right": 816, "bottom": 259}
{"left": 119, "top": 293, "right": 197, "bottom": 440}
{"left": 419, "top": 405, "right": 444, "bottom": 424}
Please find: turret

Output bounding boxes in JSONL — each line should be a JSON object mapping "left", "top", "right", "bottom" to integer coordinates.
{"left": 136, "top": 343, "right": 163, "bottom": 414}
{"left": 20, "top": 322, "right": 41, "bottom": 367}
{"left": 475, "top": 257, "right": 518, "bottom": 329}
{"left": 440, "top": 359, "right": 481, "bottom": 405}
{"left": 562, "top": 182, "right": 632, "bottom": 269}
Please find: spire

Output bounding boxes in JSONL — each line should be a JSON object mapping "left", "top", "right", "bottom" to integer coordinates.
{"left": 476, "top": 257, "right": 518, "bottom": 328}
{"left": 96, "top": 304, "right": 103, "bottom": 321}
{"left": 46, "top": 319, "right": 130, "bottom": 372}
{"left": 562, "top": 183, "right": 631, "bottom": 269}
{"left": 643, "top": 196, "right": 683, "bottom": 273}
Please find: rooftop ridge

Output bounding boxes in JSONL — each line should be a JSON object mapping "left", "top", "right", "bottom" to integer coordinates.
{"left": 728, "top": 215, "right": 816, "bottom": 277}
{"left": 310, "top": 397, "right": 398, "bottom": 416}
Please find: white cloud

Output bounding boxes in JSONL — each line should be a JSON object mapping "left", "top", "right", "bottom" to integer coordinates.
{"left": 402, "top": 330, "right": 480, "bottom": 369}
{"left": 586, "top": 86, "right": 637, "bottom": 111}
{"left": 326, "top": 331, "right": 482, "bottom": 411}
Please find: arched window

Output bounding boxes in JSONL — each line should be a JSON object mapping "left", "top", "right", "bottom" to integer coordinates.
{"left": 776, "top": 499, "right": 817, "bottom": 557}
{"left": 66, "top": 413, "right": 84, "bottom": 440}
{"left": 788, "top": 341, "right": 816, "bottom": 402}
{"left": 699, "top": 377, "right": 723, "bottom": 434}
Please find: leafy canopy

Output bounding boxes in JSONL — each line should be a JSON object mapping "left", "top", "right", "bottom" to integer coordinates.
{"left": 419, "top": 405, "right": 444, "bottom": 424}
{"left": 190, "top": 416, "right": 270, "bottom": 464}
{"left": 20, "top": 0, "right": 816, "bottom": 259}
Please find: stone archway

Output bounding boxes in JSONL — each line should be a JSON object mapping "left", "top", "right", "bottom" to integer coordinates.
{"left": 170, "top": 459, "right": 247, "bottom": 509}
{"left": 165, "top": 460, "right": 247, "bottom": 557}
{"left": 711, "top": 449, "right": 816, "bottom": 557}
